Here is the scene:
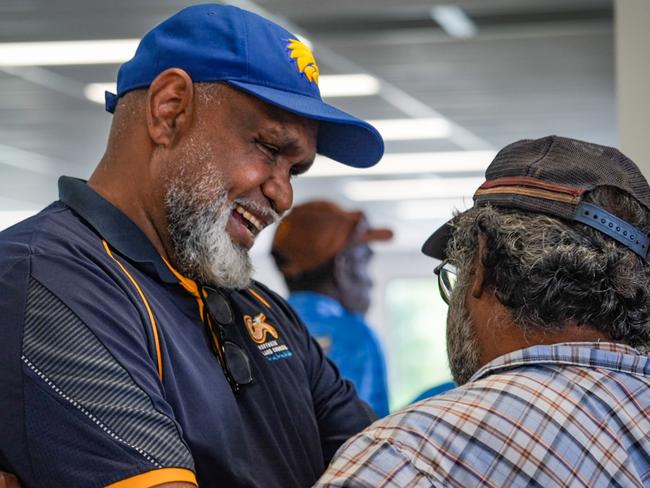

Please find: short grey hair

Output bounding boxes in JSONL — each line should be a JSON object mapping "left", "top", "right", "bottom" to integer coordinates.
{"left": 446, "top": 187, "right": 650, "bottom": 350}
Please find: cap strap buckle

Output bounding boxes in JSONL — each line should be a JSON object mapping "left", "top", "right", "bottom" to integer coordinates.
{"left": 105, "top": 91, "right": 118, "bottom": 113}
{"left": 575, "top": 202, "right": 649, "bottom": 259}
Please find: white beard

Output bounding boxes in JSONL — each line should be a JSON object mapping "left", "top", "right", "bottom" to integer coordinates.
{"left": 446, "top": 276, "right": 482, "bottom": 385}
{"left": 165, "top": 174, "right": 254, "bottom": 290}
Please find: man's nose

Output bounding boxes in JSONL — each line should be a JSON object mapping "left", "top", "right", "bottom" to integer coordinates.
{"left": 261, "top": 166, "right": 293, "bottom": 215}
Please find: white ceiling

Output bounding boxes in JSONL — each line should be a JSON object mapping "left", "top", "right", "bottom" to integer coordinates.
{"left": 0, "top": 0, "right": 615, "bottom": 253}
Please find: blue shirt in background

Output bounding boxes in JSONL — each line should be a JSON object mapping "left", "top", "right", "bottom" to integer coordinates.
{"left": 288, "top": 292, "right": 390, "bottom": 417}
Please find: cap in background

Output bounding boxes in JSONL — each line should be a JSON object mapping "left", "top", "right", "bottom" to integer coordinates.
{"left": 105, "top": 4, "right": 384, "bottom": 168}
{"left": 423, "top": 135, "right": 650, "bottom": 260}
{"left": 272, "top": 200, "right": 393, "bottom": 278}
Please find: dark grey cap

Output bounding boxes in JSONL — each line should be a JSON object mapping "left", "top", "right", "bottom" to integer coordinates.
{"left": 422, "top": 135, "right": 650, "bottom": 260}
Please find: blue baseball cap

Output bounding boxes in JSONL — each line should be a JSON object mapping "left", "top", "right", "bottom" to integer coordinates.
{"left": 105, "top": 3, "right": 384, "bottom": 168}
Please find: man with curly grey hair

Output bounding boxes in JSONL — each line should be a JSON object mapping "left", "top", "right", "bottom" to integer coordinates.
{"left": 316, "top": 135, "right": 650, "bottom": 487}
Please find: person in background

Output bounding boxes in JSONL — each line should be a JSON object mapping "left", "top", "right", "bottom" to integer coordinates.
{"left": 0, "top": 4, "right": 385, "bottom": 487}
{"left": 316, "top": 136, "right": 650, "bottom": 487}
{"left": 272, "top": 200, "right": 393, "bottom": 417}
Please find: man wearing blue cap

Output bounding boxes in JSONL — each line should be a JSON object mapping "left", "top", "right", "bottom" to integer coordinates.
{"left": 0, "top": 4, "right": 383, "bottom": 487}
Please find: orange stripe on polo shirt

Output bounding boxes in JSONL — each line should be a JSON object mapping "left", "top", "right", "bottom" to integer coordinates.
{"left": 159, "top": 258, "right": 225, "bottom": 356}
{"left": 105, "top": 467, "right": 197, "bottom": 488}
{"left": 102, "top": 240, "right": 163, "bottom": 381}
{"left": 249, "top": 288, "right": 271, "bottom": 309}
{"left": 161, "top": 256, "right": 205, "bottom": 321}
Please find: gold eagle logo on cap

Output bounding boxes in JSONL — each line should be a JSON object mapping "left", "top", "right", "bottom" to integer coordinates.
{"left": 244, "top": 313, "right": 280, "bottom": 344}
{"left": 287, "top": 39, "right": 319, "bottom": 84}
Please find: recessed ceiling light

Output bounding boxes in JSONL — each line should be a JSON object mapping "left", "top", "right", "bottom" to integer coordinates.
{"left": 0, "top": 39, "right": 139, "bottom": 66}
{"left": 430, "top": 5, "right": 477, "bottom": 39}
{"left": 344, "top": 176, "right": 484, "bottom": 201}
{"left": 84, "top": 73, "right": 381, "bottom": 105}
{"left": 396, "top": 198, "right": 474, "bottom": 220}
{"left": 84, "top": 83, "right": 115, "bottom": 104}
{"left": 305, "top": 151, "right": 495, "bottom": 177}
{"left": 319, "top": 74, "right": 380, "bottom": 97}
{"left": 369, "top": 118, "right": 451, "bottom": 141}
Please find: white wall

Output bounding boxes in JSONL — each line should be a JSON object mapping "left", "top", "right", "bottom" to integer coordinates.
{"left": 616, "top": 0, "right": 650, "bottom": 173}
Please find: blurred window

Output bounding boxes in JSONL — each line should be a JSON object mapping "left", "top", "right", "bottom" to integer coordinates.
{"left": 384, "top": 278, "right": 452, "bottom": 410}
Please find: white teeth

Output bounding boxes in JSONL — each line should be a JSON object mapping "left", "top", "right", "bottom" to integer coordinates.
{"left": 235, "top": 205, "right": 263, "bottom": 232}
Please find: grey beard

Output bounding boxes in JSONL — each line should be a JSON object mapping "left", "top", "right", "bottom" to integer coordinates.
{"left": 165, "top": 179, "right": 254, "bottom": 290}
{"left": 446, "top": 278, "right": 482, "bottom": 385}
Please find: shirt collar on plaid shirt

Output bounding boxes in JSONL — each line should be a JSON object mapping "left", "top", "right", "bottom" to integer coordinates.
{"left": 470, "top": 341, "right": 650, "bottom": 383}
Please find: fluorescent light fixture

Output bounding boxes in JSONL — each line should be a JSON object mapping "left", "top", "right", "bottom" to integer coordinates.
{"left": 396, "top": 198, "right": 473, "bottom": 220}
{"left": 319, "top": 74, "right": 380, "bottom": 97}
{"left": 430, "top": 5, "right": 477, "bottom": 39}
{"left": 84, "top": 82, "right": 115, "bottom": 104}
{"left": 306, "top": 151, "right": 495, "bottom": 178}
{"left": 369, "top": 118, "right": 451, "bottom": 141}
{"left": 2, "top": 39, "right": 377, "bottom": 100}
{"left": 85, "top": 73, "right": 381, "bottom": 105}
{"left": 0, "top": 39, "right": 139, "bottom": 66}
{"left": 0, "top": 36, "right": 312, "bottom": 67}
{"left": 344, "top": 176, "right": 484, "bottom": 201}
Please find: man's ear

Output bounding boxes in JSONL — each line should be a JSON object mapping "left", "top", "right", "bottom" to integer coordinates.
{"left": 146, "top": 68, "right": 194, "bottom": 147}
{"left": 470, "top": 232, "right": 489, "bottom": 299}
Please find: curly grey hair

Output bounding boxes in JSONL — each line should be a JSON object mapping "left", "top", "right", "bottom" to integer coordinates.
{"left": 446, "top": 187, "right": 650, "bottom": 351}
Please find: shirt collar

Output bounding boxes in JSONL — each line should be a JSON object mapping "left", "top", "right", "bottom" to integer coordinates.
{"left": 470, "top": 341, "right": 650, "bottom": 383}
{"left": 59, "top": 175, "right": 177, "bottom": 284}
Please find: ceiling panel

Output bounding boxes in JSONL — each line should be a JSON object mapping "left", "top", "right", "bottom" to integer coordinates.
{"left": 0, "top": 0, "right": 615, "bottom": 253}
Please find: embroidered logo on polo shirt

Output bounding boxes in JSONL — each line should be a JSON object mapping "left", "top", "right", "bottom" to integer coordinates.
{"left": 244, "top": 313, "right": 293, "bottom": 361}
{"left": 244, "top": 313, "right": 278, "bottom": 344}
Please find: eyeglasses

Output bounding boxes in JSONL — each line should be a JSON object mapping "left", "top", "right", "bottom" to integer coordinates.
{"left": 201, "top": 286, "right": 253, "bottom": 393}
{"left": 433, "top": 259, "right": 457, "bottom": 305}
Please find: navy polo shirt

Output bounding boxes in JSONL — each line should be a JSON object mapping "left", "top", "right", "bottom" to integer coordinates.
{"left": 0, "top": 177, "right": 372, "bottom": 488}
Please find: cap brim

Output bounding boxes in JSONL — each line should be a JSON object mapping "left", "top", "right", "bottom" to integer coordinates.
{"left": 421, "top": 218, "right": 454, "bottom": 260}
{"left": 361, "top": 228, "right": 394, "bottom": 243}
{"left": 228, "top": 80, "right": 384, "bottom": 168}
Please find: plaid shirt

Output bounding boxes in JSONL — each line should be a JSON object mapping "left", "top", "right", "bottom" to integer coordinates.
{"left": 315, "top": 342, "right": 650, "bottom": 488}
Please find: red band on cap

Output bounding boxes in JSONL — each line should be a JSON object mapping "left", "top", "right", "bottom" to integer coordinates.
{"left": 479, "top": 176, "right": 586, "bottom": 197}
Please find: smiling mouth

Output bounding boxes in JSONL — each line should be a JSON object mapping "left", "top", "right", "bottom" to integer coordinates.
{"left": 234, "top": 204, "right": 265, "bottom": 236}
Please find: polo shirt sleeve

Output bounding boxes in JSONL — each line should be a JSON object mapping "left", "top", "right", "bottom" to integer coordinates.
{"left": 0, "top": 251, "right": 197, "bottom": 488}
{"left": 256, "top": 285, "right": 375, "bottom": 464}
